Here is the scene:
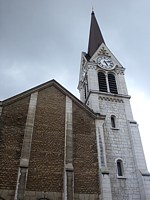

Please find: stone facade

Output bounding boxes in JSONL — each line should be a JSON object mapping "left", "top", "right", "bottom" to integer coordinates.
{"left": 0, "top": 81, "right": 102, "bottom": 200}
{"left": 99, "top": 95, "right": 141, "bottom": 199}
{"left": 73, "top": 103, "right": 100, "bottom": 195}
{"left": 26, "top": 87, "right": 66, "bottom": 193}
{"left": 0, "top": 96, "right": 30, "bottom": 191}
{"left": 78, "top": 41, "right": 150, "bottom": 199}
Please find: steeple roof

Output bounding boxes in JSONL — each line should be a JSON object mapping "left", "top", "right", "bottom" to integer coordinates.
{"left": 87, "top": 11, "right": 105, "bottom": 59}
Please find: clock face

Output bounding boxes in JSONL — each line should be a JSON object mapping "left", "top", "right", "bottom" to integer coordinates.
{"left": 97, "top": 56, "right": 114, "bottom": 69}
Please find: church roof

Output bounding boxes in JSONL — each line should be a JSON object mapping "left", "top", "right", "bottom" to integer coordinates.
{"left": 87, "top": 11, "right": 105, "bottom": 59}
{"left": 1, "top": 79, "right": 105, "bottom": 120}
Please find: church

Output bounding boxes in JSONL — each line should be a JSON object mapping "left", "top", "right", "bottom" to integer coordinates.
{"left": 0, "top": 11, "right": 150, "bottom": 200}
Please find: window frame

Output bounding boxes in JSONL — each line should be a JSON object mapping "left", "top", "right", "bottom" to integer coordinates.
{"left": 98, "top": 71, "right": 118, "bottom": 94}
{"left": 98, "top": 71, "right": 108, "bottom": 92}
{"left": 111, "top": 115, "right": 116, "bottom": 128}
{"left": 115, "top": 158, "right": 126, "bottom": 178}
{"left": 108, "top": 73, "right": 118, "bottom": 94}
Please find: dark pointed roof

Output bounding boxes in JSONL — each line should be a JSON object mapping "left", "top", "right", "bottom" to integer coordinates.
{"left": 87, "top": 11, "right": 105, "bottom": 59}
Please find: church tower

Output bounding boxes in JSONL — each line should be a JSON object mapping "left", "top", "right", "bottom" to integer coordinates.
{"left": 78, "top": 11, "right": 150, "bottom": 199}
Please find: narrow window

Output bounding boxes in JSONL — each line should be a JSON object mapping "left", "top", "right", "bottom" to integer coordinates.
{"left": 117, "top": 159, "right": 123, "bottom": 176}
{"left": 84, "top": 84, "right": 87, "bottom": 99}
{"left": 84, "top": 75, "right": 88, "bottom": 100}
{"left": 108, "top": 74, "right": 118, "bottom": 94}
{"left": 111, "top": 115, "right": 116, "bottom": 128}
{"left": 98, "top": 72, "right": 107, "bottom": 92}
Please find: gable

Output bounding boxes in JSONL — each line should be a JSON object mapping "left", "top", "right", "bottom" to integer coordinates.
{"left": 1, "top": 79, "right": 100, "bottom": 119}
{"left": 90, "top": 43, "right": 124, "bottom": 69}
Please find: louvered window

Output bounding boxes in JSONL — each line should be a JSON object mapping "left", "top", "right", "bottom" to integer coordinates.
{"left": 98, "top": 72, "right": 107, "bottom": 92}
{"left": 108, "top": 74, "right": 118, "bottom": 94}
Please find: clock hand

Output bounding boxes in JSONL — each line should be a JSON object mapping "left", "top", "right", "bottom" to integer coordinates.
{"left": 104, "top": 60, "right": 108, "bottom": 66}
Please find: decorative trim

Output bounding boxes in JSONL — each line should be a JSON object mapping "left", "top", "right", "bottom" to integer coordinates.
{"left": 98, "top": 46, "right": 110, "bottom": 56}
{"left": 87, "top": 65, "right": 97, "bottom": 70}
{"left": 99, "top": 96, "right": 123, "bottom": 103}
{"left": 64, "top": 96, "right": 74, "bottom": 200}
{"left": 115, "top": 67, "right": 125, "bottom": 75}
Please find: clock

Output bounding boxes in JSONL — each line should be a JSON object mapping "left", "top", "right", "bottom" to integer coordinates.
{"left": 97, "top": 56, "right": 114, "bottom": 69}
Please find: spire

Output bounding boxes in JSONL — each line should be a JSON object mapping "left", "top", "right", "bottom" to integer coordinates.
{"left": 87, "top": 11, "right": 105, "bottom": 58}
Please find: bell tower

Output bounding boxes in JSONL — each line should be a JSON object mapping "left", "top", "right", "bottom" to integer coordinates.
{"left": 78, "top": 11, "right": 150, "bottom": 199}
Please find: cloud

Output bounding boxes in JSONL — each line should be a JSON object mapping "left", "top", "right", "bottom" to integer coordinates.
{"left": 0, "top": 0, "right": 150, "bottom": 170}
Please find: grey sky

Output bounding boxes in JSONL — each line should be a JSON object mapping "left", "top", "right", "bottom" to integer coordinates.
{"left": 0, "top": 0, "right": 150, "bottom": 169}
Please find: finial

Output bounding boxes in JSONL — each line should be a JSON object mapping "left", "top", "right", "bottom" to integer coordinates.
{"left": 92, "top": 6, "right": 94, "bottom": 15}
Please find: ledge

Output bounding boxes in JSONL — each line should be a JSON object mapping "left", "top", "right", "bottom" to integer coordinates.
{"left": 65, "top": 163, "right": 74, "bottom": 172}
{"left": 129, "top": 120, "right": 137, "bottom": 124}
{"left": 140, "top": 170, "right": 150, "bottom": 176}
{"left": 117, "top": 176, "right": 127, "bottom": 179}
{"left": 101, "top": 168, "right": 110, "bottom": 175}
{"left": 111, "top": 127, "right": 119, "bottom": 130}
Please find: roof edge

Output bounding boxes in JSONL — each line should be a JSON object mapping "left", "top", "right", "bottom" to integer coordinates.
{"left": 1, "top": 79, "right": 106, "bottom": 120}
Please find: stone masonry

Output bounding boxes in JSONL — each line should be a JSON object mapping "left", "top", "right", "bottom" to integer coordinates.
{"left": 0, "top": 81, "right": 103, "bottom": 200}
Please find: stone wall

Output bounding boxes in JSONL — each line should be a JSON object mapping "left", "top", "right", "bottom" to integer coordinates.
{"left": 73, "top": 103, "right": 100, "bottom": 197}
{"left": 99, "top": 95, "right": 141, "bottom": 199}
{"left": 26, "top": 86, "right": 66, "bottom": 193}
{"left": 0, "top": 84, "right": 101, "bottom": 200}
{"left": 0, "top": 96, "right": 30, "bottom": 190}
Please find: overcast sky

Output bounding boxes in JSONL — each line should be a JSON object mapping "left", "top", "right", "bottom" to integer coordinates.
{"left": 0, "top": 0, "right": 150, "bottom": 170}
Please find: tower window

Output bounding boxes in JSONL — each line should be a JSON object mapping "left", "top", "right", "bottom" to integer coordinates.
{"left": 84, "top": 84, "right": 87, "bottom": 99}
{"left": 117, "top": 159, "right": 123, "bottom": 176}
{"left": 98, "top": 72, "right": 107, "bottom": 92}
{"left": 111, "top": 115, "right": 116, "bottom": 128}
{"left": 108, "top": 74, "right": 118, "bottom": 94}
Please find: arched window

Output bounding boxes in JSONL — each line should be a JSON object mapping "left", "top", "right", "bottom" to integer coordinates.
{"left": 117, "top": 159, "right": 124, "bottom": 176}
{"left": 98, "top": 72, "right": 107, "bottom": 92}
{"left": 111, "top": 115, "right": 116, "bottom": 128}
{"left": 108, "top": 74, "right": 118, "bottom": 94}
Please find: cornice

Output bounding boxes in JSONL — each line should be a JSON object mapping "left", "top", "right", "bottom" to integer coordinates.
{"left": 99, "top": 96, "right": 123, "bottom": 103}
{"left": 85, "top": 90, "right": 131, "bottom": 104}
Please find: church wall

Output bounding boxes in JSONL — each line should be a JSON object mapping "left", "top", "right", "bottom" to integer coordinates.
{"left": 99, "top": 96, "right": 141, "bottom": 199}
{"left": 72, "top": 103, "right": 100, "bottom": 199}
{"left": 115, "top": 71, "right": 128, "bottom": 96}
{"left": 26, "top": 86, "right": 66, "bottom": 195}
{"left": 0, "top": 84, "right": 102, "bottom": 200}
{"left": 0, "top": 96, "right": 30, "bottom": 198}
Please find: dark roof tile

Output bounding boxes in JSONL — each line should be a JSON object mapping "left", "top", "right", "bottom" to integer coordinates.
{"left": 87, "top": 11, "right": 105, "bottom": 59}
